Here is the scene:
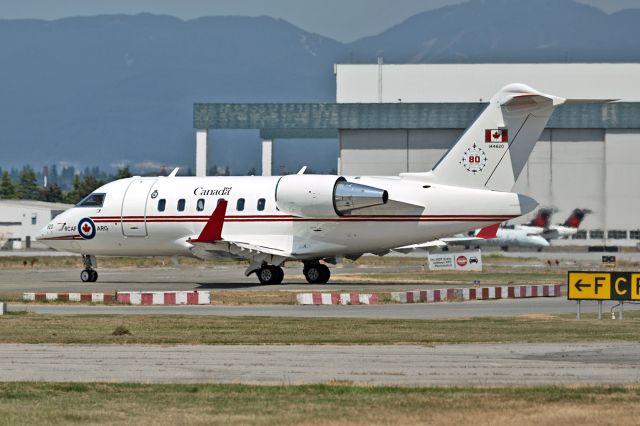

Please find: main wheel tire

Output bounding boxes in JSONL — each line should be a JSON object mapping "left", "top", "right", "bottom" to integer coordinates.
{"left": 257, "top": 266, "right": 275, "bottom": 285}
{"left": 89, "top": 270, "right": 98, "bottom": 282}
{"left": 318, "top": 264, "right": 330, "bottom": 284}
{"left": 271, "top": 266, "right": 284, "bottom": 284}
{"left": 304, "top": 264, "right": 330, "bottom": 284}
{"left": 80, "top": 269, "right": 91, "bottom": 282}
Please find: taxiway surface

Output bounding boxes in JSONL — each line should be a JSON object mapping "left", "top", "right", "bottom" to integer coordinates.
{"left": 0, "top": 265, "right": 511, "bottom": 292}
{"left": 1, "top": 342, "right": 638, "bottom": 385}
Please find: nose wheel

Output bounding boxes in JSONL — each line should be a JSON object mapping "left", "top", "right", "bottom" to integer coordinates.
{"left": 257, "top": 265, "right": 284, "bottom": 285}
{"left": 80, "top": 255, "right": 98, "bottom": 283}
{"left": 303, "top": 263, "right": 330, "bottom": 284}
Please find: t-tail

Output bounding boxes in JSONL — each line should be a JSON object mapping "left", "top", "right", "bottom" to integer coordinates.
{"left": 527, "top": 208, "right": 553, "bottom": 228}
{"left": 404, "top": 83, "right": 565, "bottom": 192}
{"left": 563, "top": 208, "right": 592, "bottom": 228}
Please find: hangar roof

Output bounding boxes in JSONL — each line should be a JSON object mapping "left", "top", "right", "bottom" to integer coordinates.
{"left": 0, "top": 200, "right": 72, "bottom": 210}
{"left": 335, "top": 64, "right": 640, "bottom": 103}
{"left": 194, "top": 102, "right": 640, "bottom": 138}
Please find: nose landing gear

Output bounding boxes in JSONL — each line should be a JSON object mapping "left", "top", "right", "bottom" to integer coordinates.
{"left": 303, "top": 262, "right": 330, "bottom": 284}
{"left": 80, "top": 254, "right": 98, "bottom": 283}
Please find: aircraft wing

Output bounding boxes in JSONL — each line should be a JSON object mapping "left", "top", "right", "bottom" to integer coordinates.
{"left": 392, "top": 240, "right": 448, "bottom": 253}
{"left": 185, "top": 200, "right": 293, "bottom": 275}
{"left": 188, "top": 239, "right": 292, "bottom": 276}
{"left": 392, "top": 224, "right": 499, "bottom": 253}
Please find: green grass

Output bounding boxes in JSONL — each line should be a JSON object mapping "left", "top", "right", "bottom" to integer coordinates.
{"left": 333, "top": 270, "right": 565, "bottom": 285}
{"left": 1, "top": 312, "right": 639, "bottom": 345}
{"left": 0, "top": 383, "right": 638, "bottom": 426}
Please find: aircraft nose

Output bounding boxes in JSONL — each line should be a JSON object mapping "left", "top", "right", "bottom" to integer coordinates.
{"left": 517, "top": 194, "right": 538, "bottom": 215}
{"left": 35, "top": 224, "right": 51, "bottom": 241}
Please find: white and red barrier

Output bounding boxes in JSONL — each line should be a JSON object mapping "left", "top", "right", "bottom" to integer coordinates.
{"left": 22, "top": 292, "right": 114, "bottom": 302}
{"left": 296, "top": 293, "right": 378, "bottom": 305}
{"left": 390, "top": 284, "right": 562, "bottom": 303}
{"left": 116, "top": 291, "right": 210, "bottom": 305}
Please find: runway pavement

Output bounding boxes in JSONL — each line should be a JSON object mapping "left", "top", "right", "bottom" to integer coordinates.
{"left": 0, "top": 264, "right": 500, "bottom": 293}
{"left": 8, "top": 297, "right": 639, "bottom": 319}
{"left": 1, "top": 342, "right": 639, "bottom": 385}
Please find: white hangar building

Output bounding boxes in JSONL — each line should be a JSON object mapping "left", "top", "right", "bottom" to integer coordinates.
{"left": 0, "top": 200, "right": 71, "bottom": 250}
{"left": 194, "top": 63, "right": 640, "bottom": 247}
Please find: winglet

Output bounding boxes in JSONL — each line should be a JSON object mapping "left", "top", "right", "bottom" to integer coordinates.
{"left": 476, "top": 223, "right": 500, "bottom": 239}
{"left": 192, "top": 200, "right": 227, "bottom": 243}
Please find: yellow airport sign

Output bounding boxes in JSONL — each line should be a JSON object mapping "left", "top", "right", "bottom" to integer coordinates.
{"left": 568, "top": 271, "right": 640, "bottom": 301}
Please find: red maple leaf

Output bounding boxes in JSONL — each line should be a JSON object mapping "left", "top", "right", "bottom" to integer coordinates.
{"left": 82, "top": 223, "right": 91, "bottom": 233}
{"left": 492, "top": 131, "right": 500, "bottom": 140}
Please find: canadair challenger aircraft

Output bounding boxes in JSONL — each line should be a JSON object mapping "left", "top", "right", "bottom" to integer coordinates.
{"left": 38, "top": 84, "right": 564, "bottom": 284}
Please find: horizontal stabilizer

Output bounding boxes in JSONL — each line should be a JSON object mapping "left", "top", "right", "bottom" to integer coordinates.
{"left": 563, "top": 99, "right": 618, "bottom": 104}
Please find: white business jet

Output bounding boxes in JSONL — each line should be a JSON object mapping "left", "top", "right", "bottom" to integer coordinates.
{"left": 38, "top": 84, "right": 564, "bottom": 284}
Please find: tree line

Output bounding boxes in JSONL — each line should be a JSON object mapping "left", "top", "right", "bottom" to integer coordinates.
{"left": 0, "top": 163, "right": 333, "bottom": 204}
{"left": 0, "top": 165, "right": 133, "bottom": 204}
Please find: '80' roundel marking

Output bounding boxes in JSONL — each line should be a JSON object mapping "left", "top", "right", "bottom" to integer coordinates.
{"left": 78, "top": 218, "right": 96, "bottom": 240}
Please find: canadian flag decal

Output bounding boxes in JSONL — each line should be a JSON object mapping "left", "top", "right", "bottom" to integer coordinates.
{"left": 485, "top": 129, "right": 508, "bottom": 143}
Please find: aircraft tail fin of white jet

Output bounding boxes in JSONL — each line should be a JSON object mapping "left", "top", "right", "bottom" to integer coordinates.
{"left": 408, "top": 83, "right": 565, "bottom": 192}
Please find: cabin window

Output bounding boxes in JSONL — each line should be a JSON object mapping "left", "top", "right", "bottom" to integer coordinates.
{"left": 196, "top": 198, "right": 205, "bottom": 211}
{"left": 177, "top": 199, "right": 185, "bottom": 212}
{"left": 236, "top": 198, "right": 245, "bottom": 211}
{"left": 157, "top": 199, "right": 166, "bottom": 212}
{"left": 217, "top": 198, "right": 225, "bottom": 206}
{"left": 257, "top": 198, "right": 266, "bottom": 211}
{"left": 76, "top": 193, "right": 106, "bottom": 208}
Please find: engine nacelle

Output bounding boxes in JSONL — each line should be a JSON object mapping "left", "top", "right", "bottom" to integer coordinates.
{"left": 275, "top": 175, "right": 388, "bottom": 218}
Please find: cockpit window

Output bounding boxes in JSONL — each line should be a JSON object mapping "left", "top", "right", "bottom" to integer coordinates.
{"left": 76, "top": 193, "right": 106, "bottom": 207}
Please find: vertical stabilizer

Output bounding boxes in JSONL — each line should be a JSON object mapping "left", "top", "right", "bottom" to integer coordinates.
{"left": 416, "top": 84, "right": 564, "bottom": 191}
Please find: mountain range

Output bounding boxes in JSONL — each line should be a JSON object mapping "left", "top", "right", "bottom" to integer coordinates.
{"left": 0, "top": 0, "right": 638, "bottom": 173}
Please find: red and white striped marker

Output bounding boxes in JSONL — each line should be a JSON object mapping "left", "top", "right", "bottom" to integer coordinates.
{"left": 22, "top": 292, "right": 114, "bottom": 302}
{"left": 390, "top": 284, "right": 562, "bottom": 303}
{"left": 116, "top": 291, "right": 210, "bottom": 305}
{"left": 296, "top": 293, "right": 378, "bottom": 305}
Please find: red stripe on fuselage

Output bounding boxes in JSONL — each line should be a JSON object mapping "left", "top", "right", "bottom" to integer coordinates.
{"left": 91, "top": 214, "right": 516, "bottom": 224}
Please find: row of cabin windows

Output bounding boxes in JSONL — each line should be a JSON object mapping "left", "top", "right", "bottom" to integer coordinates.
{"left": 157, "top": 198, "right": 266, "bottom": 213}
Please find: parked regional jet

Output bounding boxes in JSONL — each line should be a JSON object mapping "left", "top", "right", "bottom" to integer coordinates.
{"left": 393, "top": 222, "right": 549, "bottom": 253}
{"left": 516, "top": 208, "right": 591, "bottom": 240}
{"left": 455, "top": 226, "right": 549, "bottom": 250}
{"left": 37, "top": 84, "right": 564, "bottom": 284}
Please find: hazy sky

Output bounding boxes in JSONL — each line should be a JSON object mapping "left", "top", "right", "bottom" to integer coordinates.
{"left": 1, "top": 0, "right": 638, "bottom": 41}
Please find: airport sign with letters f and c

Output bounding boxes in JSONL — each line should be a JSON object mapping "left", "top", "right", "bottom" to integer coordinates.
{"left": 568, "top": 271, "right": 640, "bottom": 301}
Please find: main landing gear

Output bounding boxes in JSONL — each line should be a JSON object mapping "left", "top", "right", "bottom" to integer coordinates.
{"left": 252, "top": 261, "right": 332, "bottom": 285}
{"left": 80, "top": 254, "right": 98, "bottom": 283}
{"left": 257, "top": 265, "right": 284, "bottom": 285}
{"left": 303, "top": 262, "right": 330, "bottom": 284}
